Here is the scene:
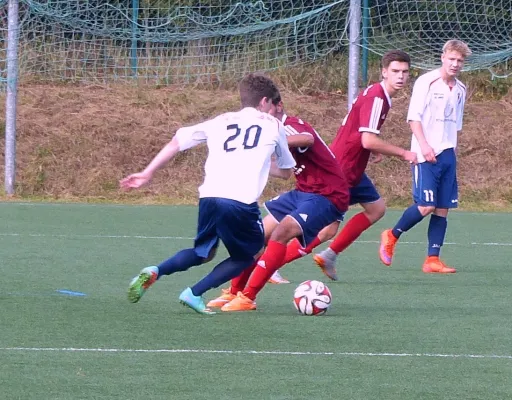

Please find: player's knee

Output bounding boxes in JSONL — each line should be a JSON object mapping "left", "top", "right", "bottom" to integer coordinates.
{"left": 433, "top": 208, "right": 449, "bottom": 218}
{"left": 254, "top": 247, "right": 265, "bottom": 260}
{"left": 418, "top": 205, "right": 435, "bottom": 216}
{"left": 370, "top": 207, "right": 386, "bottom": 223}
{"left": 363, "top": 199, "right": 386, "bottom": 223}
{"left": 263, "top": 216, "right": 278, "bottom": 243}
{"left": 318, "top": 222, "right": 339, "bottom": 242}
{"left": 270, "top": 229, "right": 294, "bottom": 244}
{"left": 270, "top": 216, "right": 302, "bottom": 244}
{"left": 203, "top": 247, "right": 217, "bottom": 263}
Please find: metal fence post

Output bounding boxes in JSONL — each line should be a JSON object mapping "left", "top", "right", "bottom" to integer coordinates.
{"left": 5, "top": 0, "right": 20, "bottom": 195}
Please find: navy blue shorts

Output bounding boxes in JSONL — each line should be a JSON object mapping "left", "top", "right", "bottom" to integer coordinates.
{"left": 350, "top": 173, "right": 381, "bottom": 205}
{"left": 264, "top": 190, "right": 344, "bottom": 247}
{"left": 412, "top": 148, "right": 458, "bottom": 208}
{"left": 194, "top": 198, "right": 264, "bottom": 261}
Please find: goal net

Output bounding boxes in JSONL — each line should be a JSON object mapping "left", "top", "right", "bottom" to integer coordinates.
{"left": 0, "top": 0, "right": 511, "bottom": 86}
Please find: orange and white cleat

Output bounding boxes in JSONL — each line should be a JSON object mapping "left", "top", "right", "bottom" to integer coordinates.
{"left": 422, "top": 256, "right": 456, "bottom": 274}
{"left": 313, "top": 249, "right": 339, "bottom": 281}
{"left": 206, "top": 288, "right": 236, "bottom": 308}
{"left": 268, "top": 270, "right": 290, "bottom": 284}
{"left": 221, "top": 292, "right": 257, "bottom": 312}
{"left": 379, "top": 229, "right": 398, "bottom": 266}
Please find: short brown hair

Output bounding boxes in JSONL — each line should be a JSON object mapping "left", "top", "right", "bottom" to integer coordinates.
{"left": 442, "top": 40, "right": 472, "bottom": 58}
{"left": 239, "top": 73, "right": 280, "bottom": 108}
{"left": 381, "top": 50, "right": 411, "bottom": 69}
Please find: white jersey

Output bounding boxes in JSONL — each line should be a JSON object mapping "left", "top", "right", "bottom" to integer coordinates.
{"left": 407, "top": 69, "right": 466, "bottom": 163}
{"left": 175, "top": 107, "right": 296, "bottom": 204}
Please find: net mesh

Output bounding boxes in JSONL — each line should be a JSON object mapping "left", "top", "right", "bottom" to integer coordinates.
{"left": 0, "top": 0, "right": 511, "bottom": 86}
{"left": 0, "top": 0, "right": 350, "bottom": 85}
{"left": 367, "top": 0, "right": 512, "bottom": 77}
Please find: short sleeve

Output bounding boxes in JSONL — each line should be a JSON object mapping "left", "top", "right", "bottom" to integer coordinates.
{"left": 284, "top": 121, "right": 314, "bottom": 138}
{"left": 358, "top": 95, "right": 386, "bottom": 135}
{"left": 274, "top": 123, "right": 296, "bottom": 169}
{"left": 407, "top": 78, "right": 429, "bottom": 122}
{"left": 174, "top": 119, "right": 216, "bottom": 151}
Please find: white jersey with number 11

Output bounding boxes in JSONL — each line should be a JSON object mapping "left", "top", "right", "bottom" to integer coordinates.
{"left": 407, "top": 69, "right": 466, "bottom": 163}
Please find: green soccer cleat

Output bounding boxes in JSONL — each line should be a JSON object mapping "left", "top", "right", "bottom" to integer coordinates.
{"left": 179, "top": 287, "right": 216, "bottom": 315}
{"left": 127, "top": 266, "right": 159, "bottom": 303}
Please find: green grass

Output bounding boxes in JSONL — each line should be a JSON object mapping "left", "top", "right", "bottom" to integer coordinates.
{"left": 1, "top": 203, "right": 512, "bottom": 399}
{"left": 2, "top": 195, "right": 512, "bottom": 212}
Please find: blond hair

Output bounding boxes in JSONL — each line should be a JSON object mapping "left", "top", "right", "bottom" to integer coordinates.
{"left": 442, "top": 40, "right": 472, "bottom": 58}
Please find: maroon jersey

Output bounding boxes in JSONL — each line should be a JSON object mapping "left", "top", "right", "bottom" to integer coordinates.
{"left": 283, "top": 114, "right": 349, "bottom": 212}
{"left": 330, "top": 82, "right": 391, "bottom": 186}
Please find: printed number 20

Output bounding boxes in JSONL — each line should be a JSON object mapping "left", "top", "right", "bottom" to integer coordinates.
{"left": 224, "top": 124, "right": 262, "bottom": 152}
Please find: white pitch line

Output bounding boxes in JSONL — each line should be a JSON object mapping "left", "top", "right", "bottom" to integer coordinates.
{"left": 0, "top": 232, "right": 511, "bottom": 246}
{"left": 1, "top": 347, "right": 511, "bottom": 360}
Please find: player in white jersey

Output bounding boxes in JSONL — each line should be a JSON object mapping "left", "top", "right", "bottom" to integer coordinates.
{"left": 380, "top": 39, "right": 472, "bottom": 274}
{"left": 120, "top": 74, "right": 296, "bottom": 314}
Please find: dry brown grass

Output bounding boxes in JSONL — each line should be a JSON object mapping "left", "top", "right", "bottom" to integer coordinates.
{"left": 0, "top": 83, "right": 511, "bottom": 208}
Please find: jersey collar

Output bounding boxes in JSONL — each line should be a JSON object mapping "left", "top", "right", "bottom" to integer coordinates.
{"left": 380, "top": 81, "right": 392, "bottom": 106}
{"left": 281, "top": 113, "right": 288, "bottom": 123}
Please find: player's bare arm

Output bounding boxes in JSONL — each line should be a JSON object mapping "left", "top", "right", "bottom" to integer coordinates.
{"left": 269, "top": 159, "right": 293, "bottom": 179}
{"left": 409, "top": 121, "right": 437, "bottom": 162}
{"left": 286, "top": 133, "right": 314, "bottom": 149}
{"left": 361, "top": 131, "right": 417, "bottom": 164}
{"left": 120, "top": 136, "right": 181, "bottom": 189}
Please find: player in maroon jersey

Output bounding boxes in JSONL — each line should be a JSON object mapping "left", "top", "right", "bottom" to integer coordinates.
{"left": 282, "top": 50, "right": 418, "bottom": 280}
{"left": 207, "top": 97, "right": 351, "bottom": 312}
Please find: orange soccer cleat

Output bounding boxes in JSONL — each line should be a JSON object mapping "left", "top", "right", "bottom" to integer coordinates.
{"left": 422, "top": 256, "right": 456, "bottom": 274}
{"left": 206, "top": 288, "right": 236, "bottom": 308}
{"left": 221, "top": 292, "right": 257, "bottom": 312}
{"left": 379, "top": 229, "right": 398, "bottom": 266}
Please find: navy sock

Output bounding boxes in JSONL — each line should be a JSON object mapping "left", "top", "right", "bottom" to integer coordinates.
{"left": 191, "top": 257, "right": 253, "bottom": 297}
{"left": 157, "top": 248, "right": 203, "bottom": 278}
{"left": 392, "top": 205, "right": 424, "bottom": 238}
{"left": 427, "top": 214, "right": 447, "bottom": 256}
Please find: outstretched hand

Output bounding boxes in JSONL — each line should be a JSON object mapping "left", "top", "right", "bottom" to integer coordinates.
{"left": 119, "top": 172, "right": 152, "bottom": 190}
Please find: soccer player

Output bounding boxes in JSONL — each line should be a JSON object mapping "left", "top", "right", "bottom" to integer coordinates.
{"left": 281, "top": 50, "right": 418, "bottom": 280}
{"left": 120, "top": 73, "right": 296, "bottom": 314}
{"left": 207, "top": 98, "right": 350, "bottom": 312}
{"left": 379, "top": 40, "right": 471, "bottom": 274}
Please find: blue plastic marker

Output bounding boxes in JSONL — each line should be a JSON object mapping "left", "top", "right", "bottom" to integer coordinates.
{"left": 56, "top": 289, "right": 87, "bottom": 297}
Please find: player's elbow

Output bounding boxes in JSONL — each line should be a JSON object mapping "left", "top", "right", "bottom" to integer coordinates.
{"left": 287, "top": 134, "right": 314, "bottom": 148}
{"left": 299, "top": 135, "right": 314, "bottom": 148}
{"left": 279, "top": 168, "right": 294, "bottom": 180}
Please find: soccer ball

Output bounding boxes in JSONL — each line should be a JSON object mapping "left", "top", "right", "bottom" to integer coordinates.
{"left": 293, "top": 280, "right": 332, "bottom": 316}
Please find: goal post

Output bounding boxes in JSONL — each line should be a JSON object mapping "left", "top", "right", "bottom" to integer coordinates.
{"left": 5, "top": 0, "right": 19, "bottom": 195}
{"left": 347, "top": 0, "right": 361, "bottom": 111}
